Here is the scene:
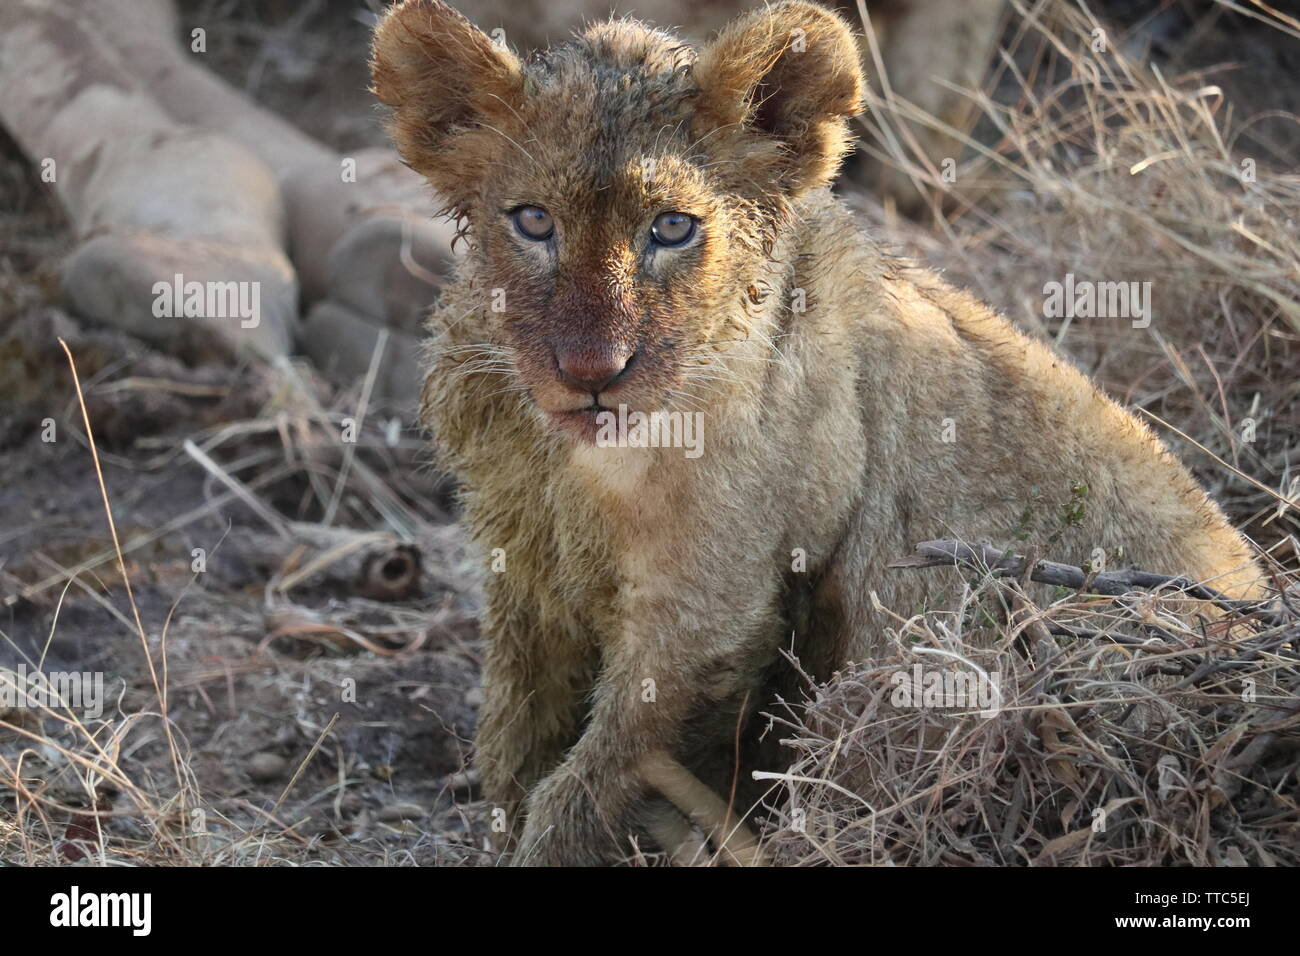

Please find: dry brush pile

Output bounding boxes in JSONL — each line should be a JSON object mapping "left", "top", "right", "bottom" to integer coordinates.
{"left": 759, "top": 541, "right": 1299, "bottom": 865}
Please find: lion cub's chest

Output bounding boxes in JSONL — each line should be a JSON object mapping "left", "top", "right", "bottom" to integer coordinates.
{"left": 562, "top": 443, "right": 689, "bottom": 609}
{"left": 567, "top": 444, "right": 654, "bottom": 503}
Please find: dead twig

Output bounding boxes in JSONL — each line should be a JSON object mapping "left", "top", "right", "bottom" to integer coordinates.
{"left": 889, "top": 538, "right": 1284, "bottom": 626}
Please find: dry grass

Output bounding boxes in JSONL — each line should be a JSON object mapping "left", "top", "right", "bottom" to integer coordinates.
{"left": 856, "top": 1, "right": 1300, "bottom": 543}
{"left": 0, "top": 349, "right": 485, "bottom": 866}
{"left": 757, "top": 554, "right": 1299, "bottom": 866}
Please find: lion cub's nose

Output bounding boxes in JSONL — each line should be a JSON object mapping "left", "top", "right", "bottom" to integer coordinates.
{"left": 555, "top": 346, "right": 634, "bottom": 394}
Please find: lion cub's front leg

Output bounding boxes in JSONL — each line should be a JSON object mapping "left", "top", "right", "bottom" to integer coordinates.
{"left": 474, "top": 599, "right": 598, "bottom": 850}
{"left": 512, "top": 542, "right": 782, "bottom": 866}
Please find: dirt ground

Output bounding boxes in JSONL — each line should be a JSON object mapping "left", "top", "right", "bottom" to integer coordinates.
{"left": 0, "top": 0, "right": 489, "bottom": 859}
{"left": 0, "top": 229, "right": 492, "bottom": 865}
{"left": 1, "top": 0, "right": 1297, "bottom": 865}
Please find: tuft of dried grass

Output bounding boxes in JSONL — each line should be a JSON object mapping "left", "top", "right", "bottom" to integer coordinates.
{"left": 759, "top": 559, "right": 1300, "bottom": 866}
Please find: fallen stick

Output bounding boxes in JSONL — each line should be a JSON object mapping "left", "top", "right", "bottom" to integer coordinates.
{"left": 888, "top": 539, "right": 1284, "bottom": 626}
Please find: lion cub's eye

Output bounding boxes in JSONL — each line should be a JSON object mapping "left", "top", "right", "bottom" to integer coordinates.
{"left": 650, "top": 211, "right": 697, "bottom": 247}
{"left": 512, "top": 205, "right": 554, "bottom": 241}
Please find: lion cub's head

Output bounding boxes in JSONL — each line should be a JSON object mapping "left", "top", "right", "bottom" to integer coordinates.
{"left": 372, "top": 0, "right": 863, "bottom": 441}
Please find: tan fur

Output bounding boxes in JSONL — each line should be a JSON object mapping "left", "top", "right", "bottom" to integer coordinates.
{"left": 371, "top": 0, "right": 1266, "bottom": 865}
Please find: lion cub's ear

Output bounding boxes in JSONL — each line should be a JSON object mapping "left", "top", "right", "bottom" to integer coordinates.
{"left": 692, "top": 0, "right": 865, "bottom": 194}
{"left": 370, "top": 0, "right": 524, "bottom": 209}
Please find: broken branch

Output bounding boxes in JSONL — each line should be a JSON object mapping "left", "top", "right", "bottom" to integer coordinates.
{"left": 889, "top": 539, "right": 1283, "bottom": 626}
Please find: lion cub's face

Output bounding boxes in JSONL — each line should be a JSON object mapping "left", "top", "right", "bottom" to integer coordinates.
{"left": 461, "top": 57, "right": 750, "bottom": 441}
{"left": 373, "top": 0, "right": 864, "bottom": 442}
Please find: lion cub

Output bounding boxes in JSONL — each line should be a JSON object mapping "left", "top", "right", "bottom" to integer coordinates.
{"left": 371, "top": 0, "right": 1265, "bottom": 865}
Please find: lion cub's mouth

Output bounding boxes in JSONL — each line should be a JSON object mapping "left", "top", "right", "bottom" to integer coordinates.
{"left": 545, "top": 403, "right": 611, "bottom": 444}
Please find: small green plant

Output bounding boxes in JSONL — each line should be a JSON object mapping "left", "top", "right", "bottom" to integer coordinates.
{"left": 1046, "top": 482, "right": 1089, "bottom": 545}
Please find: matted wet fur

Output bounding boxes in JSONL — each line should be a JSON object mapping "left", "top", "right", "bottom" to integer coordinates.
{"left": 371, "top": 0, "right": 1266, "bottom": 865}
